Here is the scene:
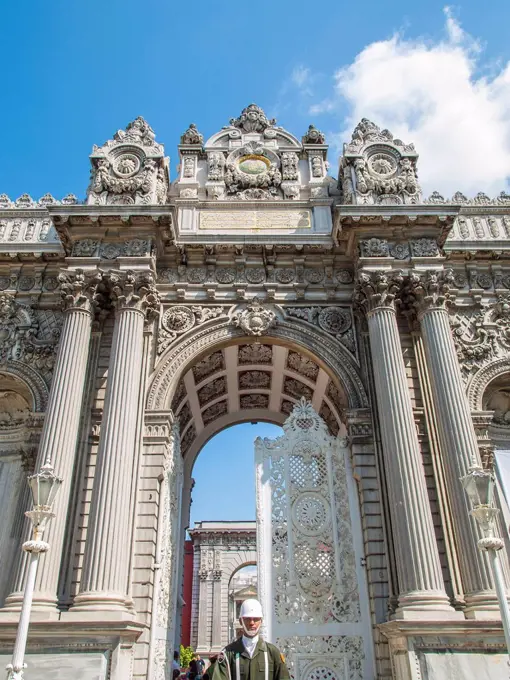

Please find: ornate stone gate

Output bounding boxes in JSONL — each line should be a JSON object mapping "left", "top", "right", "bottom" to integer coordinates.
{"left": 0, "top": 104, "right": 509, "bottom": 680}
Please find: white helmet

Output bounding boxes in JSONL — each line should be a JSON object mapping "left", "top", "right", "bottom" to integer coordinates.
{"left": 239, "top": 598, "right": 263, "bottom": 619}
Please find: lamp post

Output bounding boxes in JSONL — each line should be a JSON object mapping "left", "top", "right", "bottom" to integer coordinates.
{"left": 460, "top": 459, "right": 510, "bottom": 654}
{"left": 6, "top": 458, "right": 62, "bottom": 680}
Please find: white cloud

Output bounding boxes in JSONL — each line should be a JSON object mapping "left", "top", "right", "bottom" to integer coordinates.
{"left": 291, "top": 65, "right": 311, "bottom": 89}
{"left": 307, "top": 8, "right": 510, "bottom": 196}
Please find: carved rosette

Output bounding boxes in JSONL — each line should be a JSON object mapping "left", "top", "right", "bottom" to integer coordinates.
{"left": 108, "top": 270, "right": 160, "bottom": 321}
{"left": 58, "top": 269, "right": 104, "bottom": 315}
{"left": 232, "top": 298, "right": 276, "bottom": 336}
{"left": 354, "top": 270, "right": 403, "bottom": 315}
{"left": 158, "top": 305, "right": 225, "bottom": 354}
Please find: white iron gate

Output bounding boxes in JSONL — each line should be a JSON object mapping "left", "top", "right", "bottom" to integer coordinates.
{"left": 255, "top": 399, "right": 375, "bottom": 680}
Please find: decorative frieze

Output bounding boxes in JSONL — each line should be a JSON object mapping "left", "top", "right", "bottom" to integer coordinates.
{"left": 72, "top": 238, "right": 151, "bottom": 258}
{"left": 425, "top": 190, "right": 510, "bottom": 206}
{"left": 359, "top": 237, "right": 439, "bottom": 259}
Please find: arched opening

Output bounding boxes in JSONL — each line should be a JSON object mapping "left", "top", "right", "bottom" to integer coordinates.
{"left": 483, "top": 372, "right": 510, "bottom": 507}
{"left": 186, "top": 422, "right": 280, "bottom": 655}
{"left": 228, "top": 563, "right": 257, "bottom": 642}
{"left": 146, "top": 324, "right": 372, "bottom": 671}
{"left": 0, "top": 371, "right": 38, "bottom": 606}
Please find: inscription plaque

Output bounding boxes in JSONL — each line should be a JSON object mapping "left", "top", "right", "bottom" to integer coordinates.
{"left": 199, "top": 210, "right": 311, "bottom": 231}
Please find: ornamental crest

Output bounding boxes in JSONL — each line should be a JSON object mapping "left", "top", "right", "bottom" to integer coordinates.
{"left": 224, "top": 142, "right": 282, "bottom": 199}
{"left": 232, "top": 299, "right": 276, "bottom": 337}
{"left": 230, "top": 104, "right": 276, "bottom": 134}
{"left": 87, "top": 116, "right": 169, "bottom": 206}
{"left": 340, "top": 118, "right": 421, "bottom": 205}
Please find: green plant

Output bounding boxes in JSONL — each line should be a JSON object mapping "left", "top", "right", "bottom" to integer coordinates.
{"left": 180, "top": 644, "right": 195, "bottom": 668}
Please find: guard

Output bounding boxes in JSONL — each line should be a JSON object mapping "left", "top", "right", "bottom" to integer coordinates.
{"left": 208, "top": 599, "right": 290, "bottom": 680}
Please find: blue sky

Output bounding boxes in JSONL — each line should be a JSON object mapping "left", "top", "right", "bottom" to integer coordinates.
{"left": 2, "top": 1, "right": 510, "bottom": 199}
{"left": 189, "top": 422, "right": 282, "bottom": 527}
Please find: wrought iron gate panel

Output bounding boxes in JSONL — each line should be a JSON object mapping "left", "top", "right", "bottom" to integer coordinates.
{"left": 255, "top": 399, "right": 374, "bottom": 680}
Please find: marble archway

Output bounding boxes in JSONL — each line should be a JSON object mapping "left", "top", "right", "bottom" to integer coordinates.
{"left": 144, "top": 310, "right": 373, "bottom": 676}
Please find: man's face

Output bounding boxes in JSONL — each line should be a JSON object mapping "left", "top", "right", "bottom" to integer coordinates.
{"left": 241, "top": 616, "right": 262, "bottom": 637}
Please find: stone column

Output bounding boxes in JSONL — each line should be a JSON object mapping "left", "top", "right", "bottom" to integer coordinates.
{"left": 211, "top": 554, "right": 222, "bottom": 650}
{"left": 3, "top": 269, "right": 101, "bottom": 615}
{"left": 72, "top": 270, "right": 159, "bottom": 613}
{"left": 196, "top": 549, "right": 210, "bottom": 652}
{"left": 356, "top": 271, "right": 457, "bottom": 619}
{"left": 409, "top": 270, "right": 501, "bottom": 617}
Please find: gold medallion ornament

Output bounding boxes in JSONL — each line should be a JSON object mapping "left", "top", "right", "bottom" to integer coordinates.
{"left": 237, "top": 154, "right": 270, "bottom": 176}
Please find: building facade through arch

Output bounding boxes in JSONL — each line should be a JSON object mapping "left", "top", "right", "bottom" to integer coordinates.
{"left": 188, "top": 521, "right": 257, "bottom": 656}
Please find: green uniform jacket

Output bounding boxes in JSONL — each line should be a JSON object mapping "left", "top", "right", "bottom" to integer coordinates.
{"left": 209, "top": 637, "right": 290, "bottom": 680}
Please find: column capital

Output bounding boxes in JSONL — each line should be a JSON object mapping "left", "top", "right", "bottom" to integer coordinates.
{"left": 355, "top": 269, "right": 403, "bottom": 315}
{"left": 58, "top": 269, "right": 104, "bottom": 314}
{"left": 406, "top": 269, "right": 455, "bottom": 317}
{"left": 108, "top": 269, "right": 160, "bottom": 320}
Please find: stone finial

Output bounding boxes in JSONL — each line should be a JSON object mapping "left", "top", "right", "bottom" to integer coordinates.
{"left": 302, "top": 124, "right": 325, "bottom": 145}
{"left": 180, "top": 123, "right": 204, "bottom": 146}
{"left": 113, "top": 116, "right": 156, "bottom": 146}
{"left": 229, "top": 104, "right": 276, "bottom": 134}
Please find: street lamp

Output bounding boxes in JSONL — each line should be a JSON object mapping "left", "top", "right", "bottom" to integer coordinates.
{"left": 6, "top": 458, "right": 62, "bottom": 680}
{"left": 460, "top": 459, "right": 510, "bottom": 654}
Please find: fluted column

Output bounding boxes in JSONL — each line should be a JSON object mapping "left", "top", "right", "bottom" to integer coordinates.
{"left": 3, "top": 270, "right": 101, "bottom": 614}
{"left": 410, "top": 270, "right": 501, "bottom": 617}
{"left": 72, "top": 270, "right": 159, "bottom": 612}
{"left": 356, "top": 271, "right": 457, "bottom": 619}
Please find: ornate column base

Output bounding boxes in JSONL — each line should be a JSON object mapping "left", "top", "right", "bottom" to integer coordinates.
{"left": 0, "top": 594, "right": 61, "bottom": 619}
{"left": 69, "top": 592, "right": 134, "bottom": 614}
{"left": 464, "top": 592, "right": 505, "bottom": 620}
{"left": 393, "top": 592, "right": 464, "bottom": 621}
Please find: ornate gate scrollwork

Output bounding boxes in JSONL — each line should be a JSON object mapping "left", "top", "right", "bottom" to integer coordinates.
{"left": 255, "top": 399, "right": 374, "bottom": 680}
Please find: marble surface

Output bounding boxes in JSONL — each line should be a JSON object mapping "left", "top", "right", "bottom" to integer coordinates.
{"left": 0, "top": 651, "right": 108, "bottom": 679}
{"left": 418, "top": 650, "right": 509, "bottom": 680}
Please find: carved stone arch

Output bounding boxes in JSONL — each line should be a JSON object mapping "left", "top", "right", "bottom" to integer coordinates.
{"left": 147, "top": 318, "right": 368, "bottom": 412}
{"left": 467, "top": 358, "right": 510, "bottom": 410}
{"left": 0, "top": 360, "right": 49, "bottom": 412}
{"left": 224, "top": 555, "right": 257, "bottom": 590}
